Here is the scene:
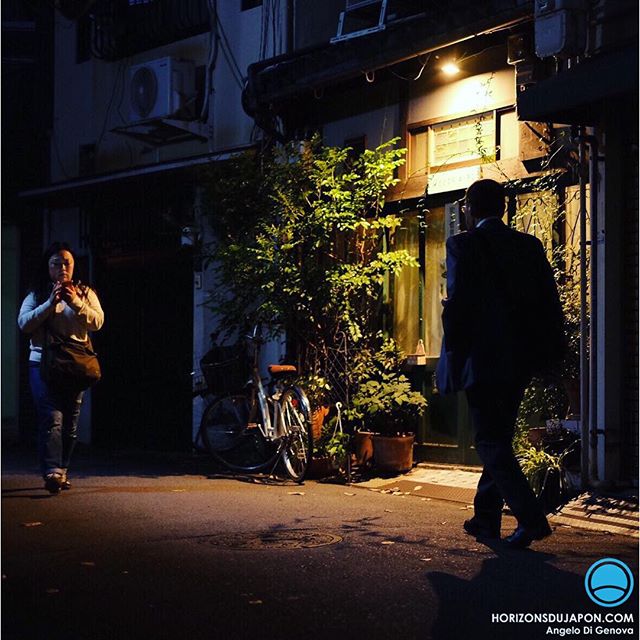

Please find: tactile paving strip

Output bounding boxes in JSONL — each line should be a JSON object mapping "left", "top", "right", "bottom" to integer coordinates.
{"left": 372, "top": 479, "right": 475, "bottom": 504}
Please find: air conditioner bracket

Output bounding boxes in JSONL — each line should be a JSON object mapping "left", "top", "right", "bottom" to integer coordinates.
{"left": 111, "top": 118, "right": 208, "bottom": 147}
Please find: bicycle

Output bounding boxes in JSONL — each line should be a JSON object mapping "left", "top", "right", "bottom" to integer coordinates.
{"left": 197, "top": 327, "right": 313, "bottom": 483}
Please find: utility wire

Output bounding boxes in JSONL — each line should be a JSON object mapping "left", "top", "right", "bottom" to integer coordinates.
{"left": 390, "top": 53, "right": 431, "bottom": 81}
{"left": 216, "top": 11, "right": 247, "bottom": 88}
{"left": 201, "top": 0, "right": 220, "bottom": 120}
{"left": 95, "top": 60, "right": 124, "bottom": 152}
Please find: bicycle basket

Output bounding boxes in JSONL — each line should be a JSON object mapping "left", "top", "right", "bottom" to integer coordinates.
{"left": 200, "top": 345, "right": 250, "bottom": 396}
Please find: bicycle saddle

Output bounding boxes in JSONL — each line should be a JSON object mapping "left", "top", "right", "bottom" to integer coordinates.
{"left": 268, "top": 364, "right": 297, "bottom": 376}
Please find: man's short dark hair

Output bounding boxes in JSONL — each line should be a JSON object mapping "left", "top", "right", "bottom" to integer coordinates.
{"left": 465, "top": 179, "right": 505, "bottom": 218}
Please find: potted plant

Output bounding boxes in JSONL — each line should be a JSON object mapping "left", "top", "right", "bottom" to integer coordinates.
{"left": 308, "top": 418, "right": 350, "bottom": 479}
{"left": 297, "top": 374, "right": 332, "bottom": 441}
{"left": 516, "top": 441, "right": 578, "bottom": 514}
{"left": 349, "top": 365, "right": 427, "bottom": 473}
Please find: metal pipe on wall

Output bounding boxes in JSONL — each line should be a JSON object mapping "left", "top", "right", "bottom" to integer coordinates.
{"left": 577, "top": 127, "right": 600, "bottom": 487}
{"left": 586, "top": 133, "right": 600, "bottom": 484}
{"left": 577, "top": 129, "right": 590, "bottom": 488}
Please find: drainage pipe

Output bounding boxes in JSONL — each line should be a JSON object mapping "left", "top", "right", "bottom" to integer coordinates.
{"left": 585, "top": 133, "right": 600, "bottom": 484}
{"left": 577, "top": 128, "right": 600, "bottom": 486}
{"left": 577, "top": 130, "right": 590, "bottom": 488}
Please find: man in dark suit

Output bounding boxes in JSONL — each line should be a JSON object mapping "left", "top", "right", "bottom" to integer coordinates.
{"left": 436, "top": 179, "right": 565, "bottom": 549}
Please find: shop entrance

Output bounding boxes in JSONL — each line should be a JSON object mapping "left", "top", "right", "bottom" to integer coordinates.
{"left": 393, "top": 204, "right": 478, "bottom": 465}
{"left": 89, "top": 187, "right": 194, "bottom": 451}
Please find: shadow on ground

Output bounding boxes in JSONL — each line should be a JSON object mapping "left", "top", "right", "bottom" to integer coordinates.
{"left": 427, "top": 549, "right": 638, "bottom": 639}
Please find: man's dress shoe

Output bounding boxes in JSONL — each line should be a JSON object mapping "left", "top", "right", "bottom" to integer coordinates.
{"left": 504, "top": 522, "right": 552, "bottom": 549}
{"left": 463, "top": 518, "right": 500, "bottom": 539}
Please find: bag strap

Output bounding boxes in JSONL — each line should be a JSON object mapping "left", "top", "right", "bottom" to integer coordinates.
{"left": 43, "top": 312, "right": 94, "bottom": 349}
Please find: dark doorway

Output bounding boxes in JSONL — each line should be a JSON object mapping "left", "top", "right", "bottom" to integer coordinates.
{"left": 89, "top": 184, "right": 194, "bottom": 451}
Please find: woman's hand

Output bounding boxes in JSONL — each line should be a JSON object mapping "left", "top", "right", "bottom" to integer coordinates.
{"left": 60, "top": 281, "right": 78, "bottom": 304}
{"left": 48, "top": 282, "right": 63, "bottom": 305}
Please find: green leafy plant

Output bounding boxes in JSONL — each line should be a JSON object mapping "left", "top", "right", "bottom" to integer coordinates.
{"left": 315, "top": 420, "right": 351, "bottom": 464}
{"left": 517, "top": 439, "right": 578, "bottom": 512}
{"left": 517, "top": 446, "right": 563, "bottom": 498}
{"left": 202, "top": 136, "right": 416, "bottom": 373}
{"left": 514, "top": 378, "right": 568, "bottom": 451}
{"left": 296, "top": 374, "right": 331, "bottom": 410}
{"left": 345, "top": 337, "right": 427, "bottom": 435}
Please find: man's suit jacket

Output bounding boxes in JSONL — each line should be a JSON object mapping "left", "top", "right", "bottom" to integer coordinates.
{"left": 436, "top": 217, "right": 565, "bottom": 393}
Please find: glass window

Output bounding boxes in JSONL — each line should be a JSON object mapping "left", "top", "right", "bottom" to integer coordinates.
{"left": 498, "top": 110, "right": 518, "bottom": 159}
{"left": 564, "top": 184, "right": 589, "bottom": 273}
{"left": 429, "top": 114, "right": 495, "bottom": 167}
{"left": 514, "top": 190, "right": 558, "bottom": 256}
{"left": 392, "top": 209, "right": 446, "bottom": 358}
{"left": 408, "top": 108, "right": 518, "bottom": 179}
{"left": 392, "top": 216, "right": 420, "bottom": 355}
{"left": 423, "top": 207, "right": 446, "bottom": 357}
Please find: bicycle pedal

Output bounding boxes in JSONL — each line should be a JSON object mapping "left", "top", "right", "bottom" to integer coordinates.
{"left": 246, "top": 422, "right": 260, "bottom": 430}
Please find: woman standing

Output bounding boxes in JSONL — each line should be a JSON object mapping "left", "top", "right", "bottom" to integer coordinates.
{"left": 18, "top": 242, "right": 104, "bottom": 494}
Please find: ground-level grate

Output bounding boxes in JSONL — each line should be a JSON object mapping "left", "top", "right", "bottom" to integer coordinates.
{"left": 199, "top": 529, "right": 343, "bottom": 550}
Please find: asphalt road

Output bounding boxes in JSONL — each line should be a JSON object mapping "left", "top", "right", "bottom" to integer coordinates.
{"left": 2, "top": 448, "right": 638, "bottom": 640}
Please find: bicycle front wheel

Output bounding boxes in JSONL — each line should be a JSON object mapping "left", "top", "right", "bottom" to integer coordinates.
{"left": 280, "top": 388, "right": 313, "bottom": 482}
{"left": 200, "top": 394, "right": 279, "bottom": 472}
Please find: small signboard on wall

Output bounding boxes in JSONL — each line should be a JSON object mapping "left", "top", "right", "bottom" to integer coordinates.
{"left": 444, "top": 201, "right": 459, "bottom": 240}
{"left": 427, "top": 165, "right": 481, "bottom": 195}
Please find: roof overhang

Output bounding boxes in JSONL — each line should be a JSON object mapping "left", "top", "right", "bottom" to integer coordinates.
{"left": 244, "top": 0, "right": 531, "bottom": 115}
{"left": 19, "top": 144, "right": 257, "bottom": 209}
{"left": 517, "top": 45, "right": 638, "bottom": 125}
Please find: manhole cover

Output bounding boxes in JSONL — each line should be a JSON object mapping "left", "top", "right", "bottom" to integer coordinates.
{"left": 200, "top": 529, "right": 342, "bottom": 550}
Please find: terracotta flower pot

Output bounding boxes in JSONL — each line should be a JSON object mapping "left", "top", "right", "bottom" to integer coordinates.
{"left": 311, "top": 405, "right": 330, "bottom": 441}
{"left": 372, "top": 433, "right": 415, "bottom": 473}
{"left": 352, "top": 431, "right": 374, "bottom": 467}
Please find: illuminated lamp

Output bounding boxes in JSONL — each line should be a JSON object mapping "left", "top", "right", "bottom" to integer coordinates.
{"left": 442, "top": 62, "right": 460, "bottom": 75}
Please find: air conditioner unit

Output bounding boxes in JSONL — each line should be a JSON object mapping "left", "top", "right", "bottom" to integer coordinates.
{"left": 534, "top": 0, "right": 587, "bottom": 58}
{"left": 128, "top": 57, "right": 196, "bottom": 124}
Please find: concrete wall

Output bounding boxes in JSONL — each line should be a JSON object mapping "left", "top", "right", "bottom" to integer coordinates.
{"left": 2, "top": 226, "right": 20, "bottom": 438}
{"left": 50, "top": 5, "right": 281, "bottom": 183}
{"left": 323, "top": 104, "right": 400, "bottom": 149}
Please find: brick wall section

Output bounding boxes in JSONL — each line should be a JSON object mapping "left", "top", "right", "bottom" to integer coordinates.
{"left": 622, "top": 123, "right": 639, "bottom": 481}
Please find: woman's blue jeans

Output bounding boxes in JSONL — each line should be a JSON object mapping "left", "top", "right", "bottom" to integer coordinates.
{"left": 29, "top": 363, "right": 84, "bottom": 478}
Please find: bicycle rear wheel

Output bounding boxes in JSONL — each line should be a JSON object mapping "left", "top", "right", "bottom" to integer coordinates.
{"left": 200, "top": 394, "right": 279, "bottom": 472}
{"left": 280, "top": 388, "right": 313, "bottom": 482}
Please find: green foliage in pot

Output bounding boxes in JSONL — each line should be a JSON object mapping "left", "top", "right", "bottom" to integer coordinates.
{"left": 346, "top": 337, "right": 427, "bottom": 435}
{"left": 517, "top": 446, "right": 563, "bottom": 499}
{"left": 514, "top": 378, "right": 568, "bottom": 451}
{"left": 314, "top": 419, "right": 351, "bottom": 465}
{"left": 517, "top": 441, "right": 577, "bottom": 511}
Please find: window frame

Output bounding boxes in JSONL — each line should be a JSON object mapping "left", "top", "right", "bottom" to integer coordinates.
{"left": 407, "top": 105, "right": 515, "bottom": 178}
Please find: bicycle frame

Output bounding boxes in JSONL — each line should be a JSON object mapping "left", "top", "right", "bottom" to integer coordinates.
{"left": 248, "top": 366, "right": 311, "bottom": 441}
{"left": 245, "top": 328, "right": 295, "bottom": 442}
{"left": 249, "top": 368, "right": 276, "bottom": 440}
{"left": 199, "top": 324, "right": 313, "bottom": 482}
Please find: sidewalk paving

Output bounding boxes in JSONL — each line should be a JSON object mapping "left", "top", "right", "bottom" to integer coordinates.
{"left": 353, "top": 463, "right": 639, "bottom": 538}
